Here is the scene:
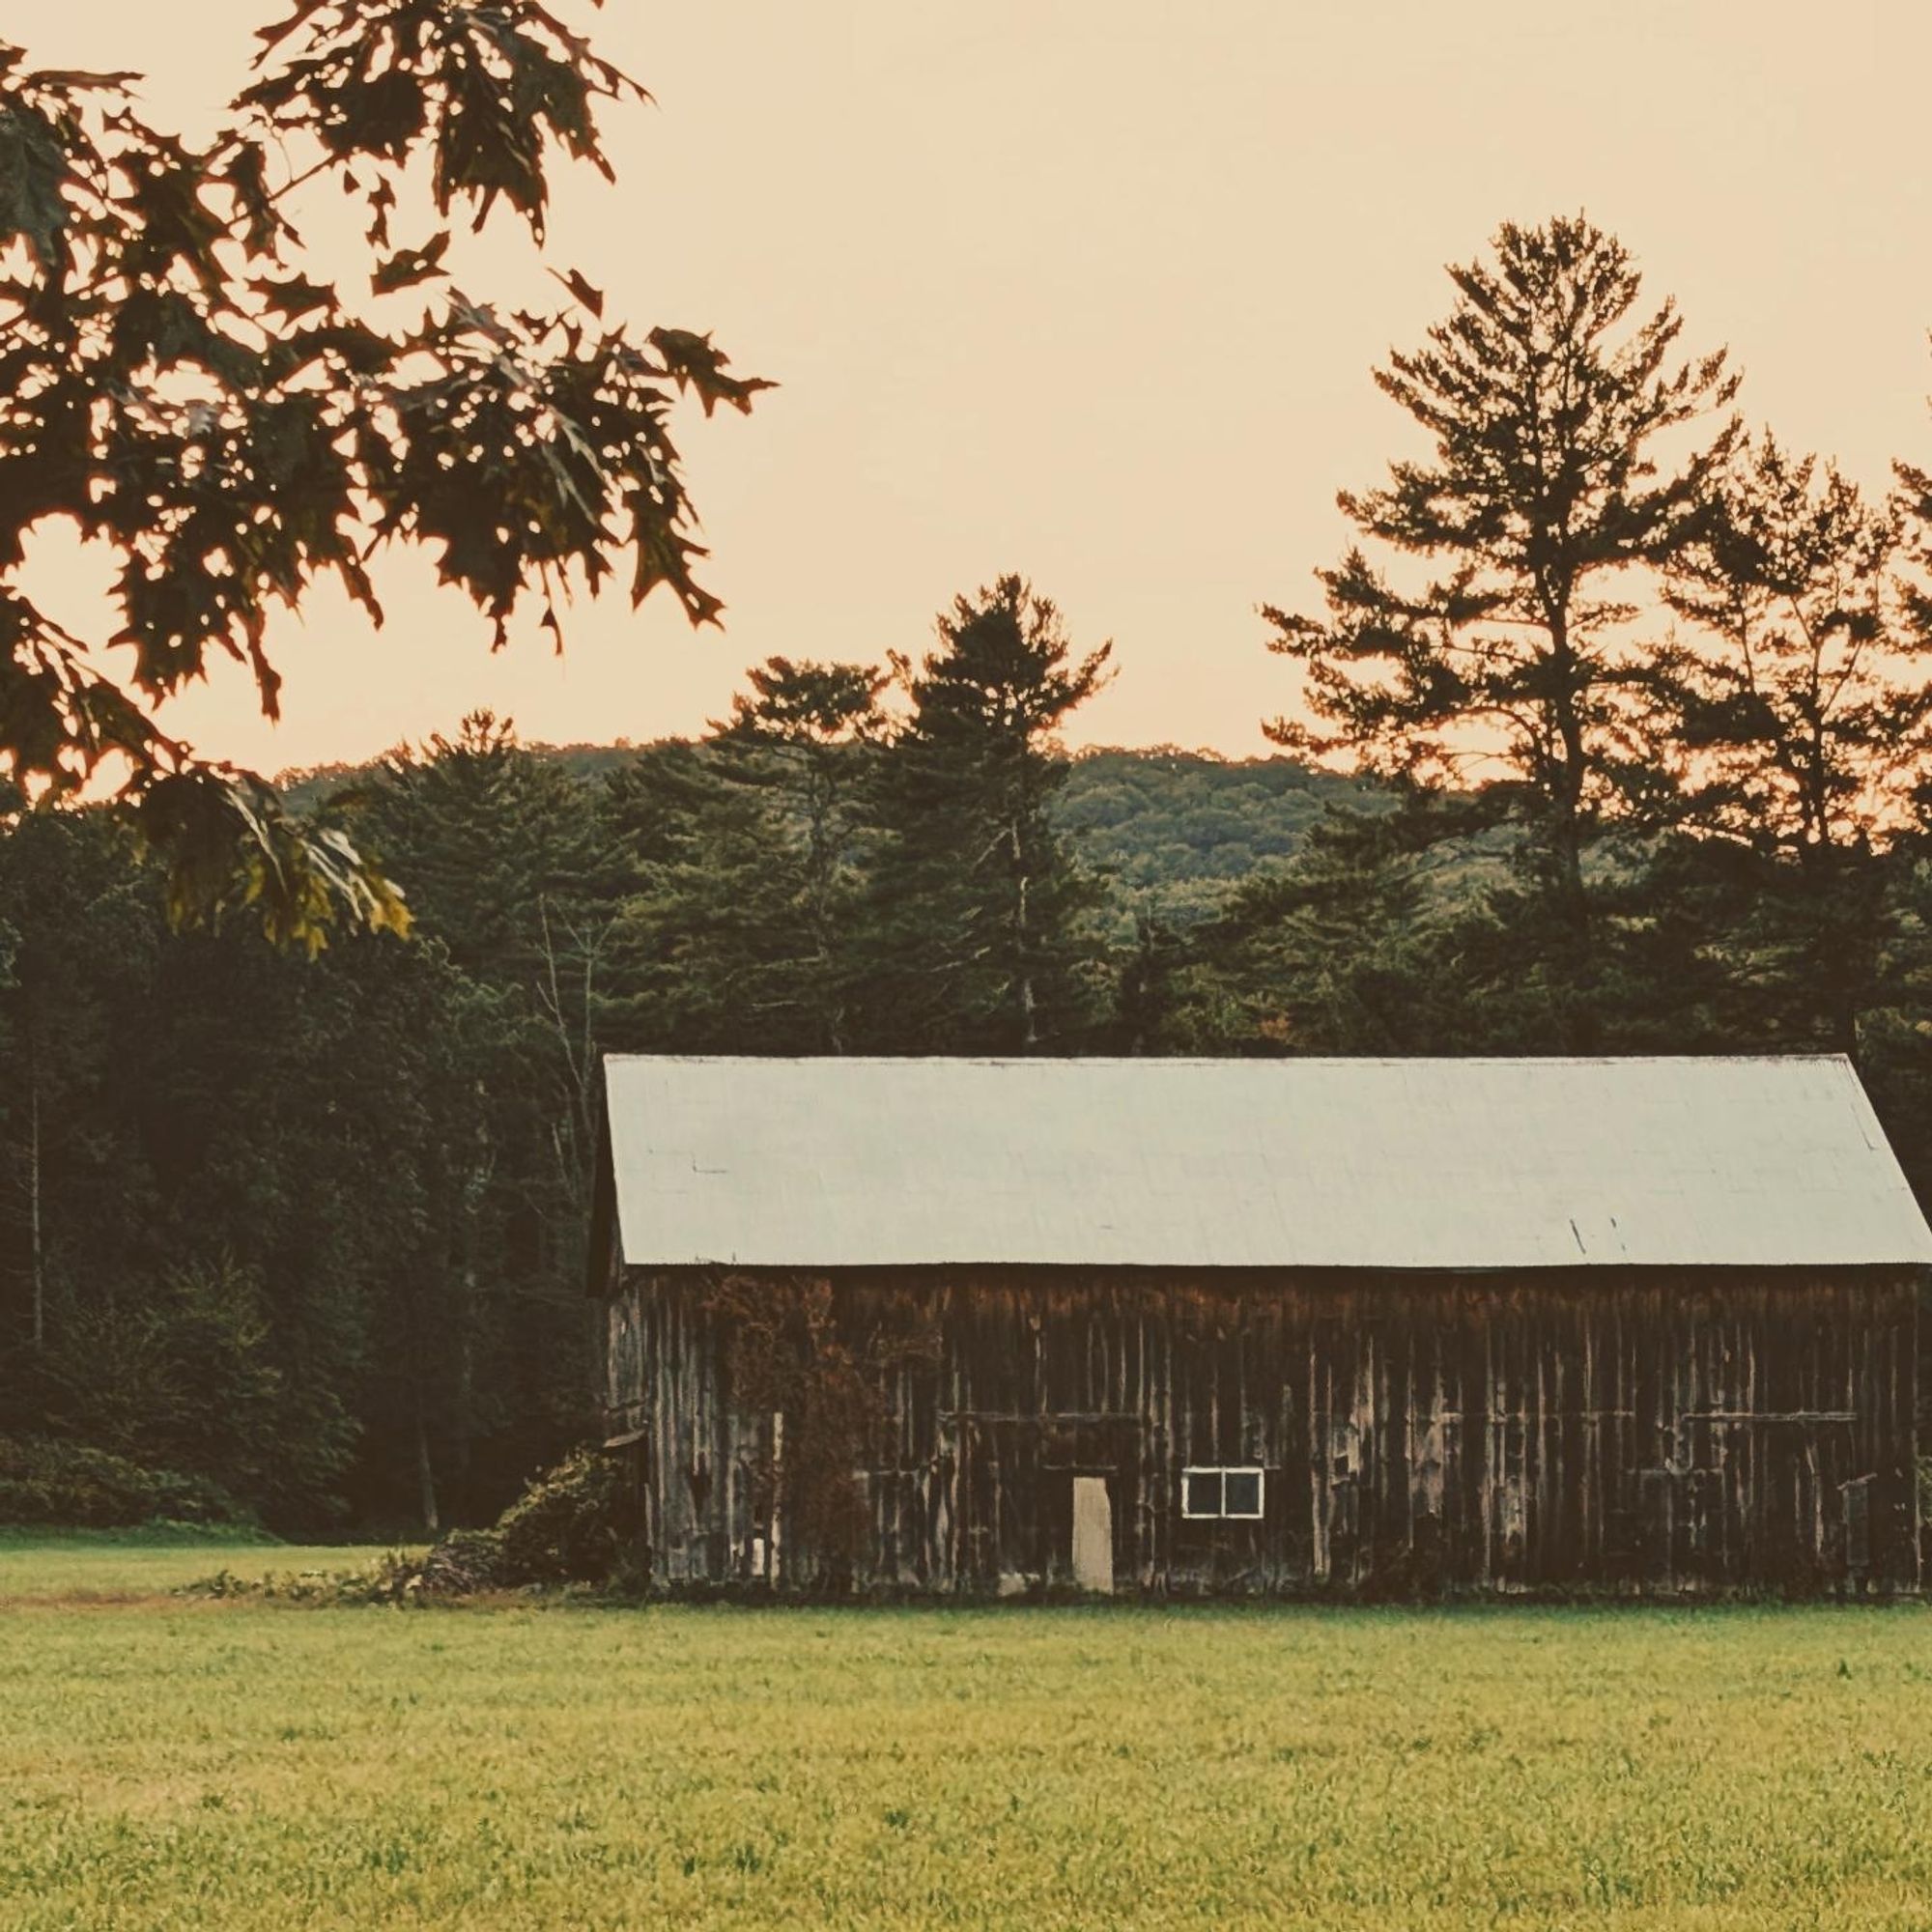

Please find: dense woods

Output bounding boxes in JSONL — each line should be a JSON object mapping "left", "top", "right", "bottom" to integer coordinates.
{"left": 9, "top": 214, "right": 1932, "bottom": 1536}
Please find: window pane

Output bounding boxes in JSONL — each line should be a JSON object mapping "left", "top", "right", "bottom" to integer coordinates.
{"left": 1182, "top": 1469, "right": 1221, "bottom": 1517}
{"left": 1224, "top": 1469, "right": 1263, "bottom": 1518}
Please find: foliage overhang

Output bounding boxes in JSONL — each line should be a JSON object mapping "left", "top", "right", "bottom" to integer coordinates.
{"left": 0, "top": 0, "right": 771, "bottom": 948}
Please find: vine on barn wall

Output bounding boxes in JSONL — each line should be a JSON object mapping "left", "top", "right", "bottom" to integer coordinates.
{"left": 698, "top": 1271, "right": 939, "bottom": 1584}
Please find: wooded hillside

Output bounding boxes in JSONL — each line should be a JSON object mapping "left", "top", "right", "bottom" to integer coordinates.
{"left": 284, "top": 742, "right": 1381, "bottom": 928}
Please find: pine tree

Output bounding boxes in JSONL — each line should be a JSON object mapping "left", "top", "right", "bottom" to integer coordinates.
{"left": 860, "top": 578, "right": 1113, "bottom": 1052}
{"left": 351, "top": 718, "right": 611, "bottom": 1521}
{"left": 600, "top": 661, "right": 884, "bottom": 1054}
{"left": 1637, "top": 434, "right": 1932, "bottom": 1054}
{"left": 1658, "top": 435, "right": 1932, "bottom": 861}
{"left": 1264, "top": 215, "right": 1738, "bottom": 1044}
{"left": 709, "top": 659, "right": 887, "bottom": 1052}
{"left": 596, "top": 742, "right": 769, "bottom": 1051}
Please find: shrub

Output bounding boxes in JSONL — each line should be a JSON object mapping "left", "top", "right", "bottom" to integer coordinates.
{"left": 495, "top": 1446, "right": 633, "bottom": 1585}
{"left": 174, "top": 1451, "right": 635, "bottom": 1606}
{"left": 0, "top": 1434, "right": 246, "bottom": 1528}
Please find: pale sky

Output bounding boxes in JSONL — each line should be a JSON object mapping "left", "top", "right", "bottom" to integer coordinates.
{"left": 20, "top": 2, "right": 1932, "bottom": 774}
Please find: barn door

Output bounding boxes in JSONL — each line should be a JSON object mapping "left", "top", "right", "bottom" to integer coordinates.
{"left": 1071, "top": 1475, "right": 1114, "bottom": 1593}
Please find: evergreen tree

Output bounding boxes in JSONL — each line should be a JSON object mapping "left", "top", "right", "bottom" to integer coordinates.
{"left": 1658, "top": 435, "right": 1932, "bottom": 860}
{"left": 713, "top": 660, "right": 887, "bottom": 1053}
{"left": 1137, "top": 808, "right": 1476, "bottom": 1055}
{"left": 1264, "top": 215, "right": 1738, "bottom": 1044}
{"left": 861, "top": 578, "right": 1113, "bottom": 1052}
{"left": 360, "top": 713, "right": 609, "bottom": 1192}
{"left": 1650, "top": 436, "right": 1932, "bottom": 1054}
{"left": 350, "top": 718, "right": 613, "bottom": 1524}
{"left": 603, "top": 662, "right": 887, "bottom": 1054}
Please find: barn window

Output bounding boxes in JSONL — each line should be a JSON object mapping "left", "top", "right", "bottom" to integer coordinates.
{"left": 1181, "top": 1466, "right": 1264, "bottom": 1520}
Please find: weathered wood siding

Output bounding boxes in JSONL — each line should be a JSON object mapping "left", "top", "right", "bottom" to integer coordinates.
{"left": 604, "top": 1266, "right": 1920, "bottom": 1597}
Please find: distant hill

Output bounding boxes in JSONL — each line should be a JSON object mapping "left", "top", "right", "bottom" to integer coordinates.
{"left": 1055, "top": 747, "right": 1386, "bottom": 925}
{"left": 280, "top": 741, "right": 1386, "bottom": 928}
{"left": 276, "top": 739, "right": 650, "bottom": 808}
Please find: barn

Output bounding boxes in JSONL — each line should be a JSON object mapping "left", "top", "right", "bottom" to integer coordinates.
{"left": 591, "top": 1054, "right": 1931, "bottom": 1598}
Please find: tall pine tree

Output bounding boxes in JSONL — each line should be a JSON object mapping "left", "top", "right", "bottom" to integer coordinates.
{"left": 861, "top": 578, "right": 1112, "bottom": 1052}
{"left": 602, "top": 662, "right": 884, "bottom": 1054}
{"left": 1646, "top": 434, "right": 1932, "bottom": 1055}
{"left": 1658, "top": 434, "right": 1932, "bottom": 860}
{"left": 1264, "top": 215, "right": 1738, "bottom": 1044}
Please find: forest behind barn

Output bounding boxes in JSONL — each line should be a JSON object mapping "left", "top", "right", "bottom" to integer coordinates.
{"left": 0, "top": 724, "right": 1401, "bottom": 1535}
{"left": 8, "top": 702, "right": 1932, "bottom": 1540}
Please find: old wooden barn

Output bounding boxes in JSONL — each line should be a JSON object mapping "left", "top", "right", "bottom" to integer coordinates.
{"left": 591, "top": 1054, "right": 1931, "bottom": 1597}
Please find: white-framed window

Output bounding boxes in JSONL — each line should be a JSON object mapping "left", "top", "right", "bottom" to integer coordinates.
{"left": 1180, "top": 1466, "right": 1264, "bottom": 1520}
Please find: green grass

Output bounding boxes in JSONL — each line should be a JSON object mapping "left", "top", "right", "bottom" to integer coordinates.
{"left": 3, "top": 1540, "right": 1932, "bottom": 1927}
{"left": 0, "top": 1529, "right": 399, "bottom": 1604}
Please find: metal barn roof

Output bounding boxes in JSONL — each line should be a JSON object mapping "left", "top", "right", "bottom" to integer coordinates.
{"left": 599, "top": 1054, "right": 1932, "bottom": 1272}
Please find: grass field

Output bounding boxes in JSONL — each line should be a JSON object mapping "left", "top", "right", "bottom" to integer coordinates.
{"left": 0, "top": 1530, "right": 393, "bottom": 1604}
{"left": 4, "top": 1539, "right": 1932, "bottom": 1928}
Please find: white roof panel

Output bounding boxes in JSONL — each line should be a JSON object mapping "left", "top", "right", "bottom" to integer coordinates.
{"left": 601, "top": 1054, "right": 1932, "bottom": 1271}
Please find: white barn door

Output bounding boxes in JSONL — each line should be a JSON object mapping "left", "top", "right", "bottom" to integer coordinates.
{"left": 1071, "top": 1475, "right": 1114, "bottom": 1594}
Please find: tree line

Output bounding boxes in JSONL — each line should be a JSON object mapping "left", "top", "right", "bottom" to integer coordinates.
{"left": 8, "top": 213, "right": 1932, "bottom": 1532}
{"left": 0, "top": 576, "right": 1122, "bottom": 1532}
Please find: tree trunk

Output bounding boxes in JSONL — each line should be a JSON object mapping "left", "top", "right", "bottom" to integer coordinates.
{"left": 1007, "top": 797, "right": 1040, "bottom": 1052}
{"left": 1546, "top": 618, "right": 1599, "bottom": 1051}
{"left": 1015, "top": 866, "right": 1038, "bottom": 1051}
{"left": 28, "top": 1048, "right": 43, "bottom": 1351}
{"left": 453, "top": 1264, "right": 476, "bottom": 1499}
{"left": 413, "top": 1390, "right": 440, "bottom": 1539}
{"left": 1807, "top": 840, "right": 1874, "bottom": 1061}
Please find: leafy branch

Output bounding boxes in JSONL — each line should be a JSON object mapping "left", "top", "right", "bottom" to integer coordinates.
{"left": 0, "top": 2, "right": 772, "bottom": 946}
